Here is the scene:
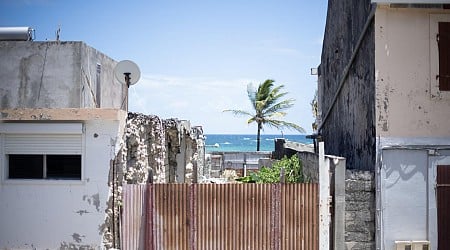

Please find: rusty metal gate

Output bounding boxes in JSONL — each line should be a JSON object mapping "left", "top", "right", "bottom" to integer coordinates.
{"left": 122, "top": 183, "right": 318, "bottom": 250}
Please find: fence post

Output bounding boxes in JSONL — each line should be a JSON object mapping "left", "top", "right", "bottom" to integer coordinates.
{"left": 333, "top": 157, "right": 346, "bottom": 250}
{"left": 319, "top": 142, "right": 331, "bottom": 250}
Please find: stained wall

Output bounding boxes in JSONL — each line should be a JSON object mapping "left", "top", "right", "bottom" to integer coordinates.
{"left": 318, "top": 0, "right": 376, "bottom": 171}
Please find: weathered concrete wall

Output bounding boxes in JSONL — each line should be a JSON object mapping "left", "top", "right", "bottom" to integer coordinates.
{"left": 319, "top": 0, "right": 376, "bottom": 170}
{"left": 0, "top": 41, "right": 126, "bottom": 110}
{"left": 0, "top": 114, "right": 126, "bottom": 249}
{"left": 297, "top": 151, "right": 319, "bottom": 183}
{"left": 375, "top": 6, "right": 450, "bottom": 137}
{"left": 80, "top": 43, "right": 127, "bottom": 109}
{"left": 345, "top": 170, "right": 375, "bottom": 250}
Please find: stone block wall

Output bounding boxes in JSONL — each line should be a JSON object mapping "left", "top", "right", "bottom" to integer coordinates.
{"left": 345, "top": 170, "right": 375, "bottom": 250}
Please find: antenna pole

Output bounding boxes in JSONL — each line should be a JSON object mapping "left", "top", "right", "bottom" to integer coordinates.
{"left": 124, "top": 72, "right": 131, "bottom": 88}
{"left": 124, "top": 72, "right": 131, "bottom": 111}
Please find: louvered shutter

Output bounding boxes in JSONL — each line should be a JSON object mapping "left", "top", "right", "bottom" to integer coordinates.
{"left": 439, "top": 22, "right": 450, "bottom": 91}
{"left": 5, "top": 134, "right": 82, "bottom": 155}
{"left": 2, "top": 123, "right": 82, "bottom": 155}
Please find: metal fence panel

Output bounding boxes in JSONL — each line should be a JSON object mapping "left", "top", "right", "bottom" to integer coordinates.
{"left": 121, "top": 184, "right": 147, "bottom": 250}
{"left": 122, "top": 183, "right": 318, "bottom": 250}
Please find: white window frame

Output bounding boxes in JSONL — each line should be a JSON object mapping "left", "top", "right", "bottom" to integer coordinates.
{"left": 430, "top": 14, "right": 450, "bottom": 100}
{"left": 0, "top": 123, "right": 85, "bottom": 185}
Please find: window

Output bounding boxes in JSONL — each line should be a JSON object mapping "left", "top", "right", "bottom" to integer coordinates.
{"left": 430, "top": 15, "right": 450, "bottom": 99}
{"left": 1, "top": 123, "right": 83, "bottom": 181}
{"left": 438, "top": 22, "right": 450, "bottom": 91}
{"left": 8, "top": 154, "right": 81, "bottom": 180}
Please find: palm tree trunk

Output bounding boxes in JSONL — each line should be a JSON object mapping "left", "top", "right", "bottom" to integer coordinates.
{"left": 256, "top": 123, "right": 261, "bottom": 151}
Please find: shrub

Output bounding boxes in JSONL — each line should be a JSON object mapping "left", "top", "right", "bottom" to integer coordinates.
{"left": 236, "top": 154, "right": 304, "bottom": 183}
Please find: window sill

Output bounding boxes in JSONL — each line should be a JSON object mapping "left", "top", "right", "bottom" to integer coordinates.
{"left": 2, "top": 179, "right": 86, "bottom": 186}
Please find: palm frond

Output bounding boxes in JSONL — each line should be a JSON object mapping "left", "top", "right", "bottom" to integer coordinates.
{"left": 263, "top": 99, "right": 295, "bottom": 116}
{"left": 247, "top": 83, "right": 257, "bottom": 110}
{"left": 265, "top": 119, "right": 306, "bottom": 133}
{"left": 223, "top": 109, "right": 253, "bottom": 117}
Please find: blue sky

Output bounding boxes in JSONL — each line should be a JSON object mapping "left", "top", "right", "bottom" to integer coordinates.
{"left": 0, "top": 0, "right": 327, "bottom": 135}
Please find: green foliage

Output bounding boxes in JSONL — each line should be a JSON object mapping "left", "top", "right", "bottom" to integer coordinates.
{"left": 236, "top": 154, "right": 304, "bottom": 183}
{"left": 224, "top": 79, "right": 305, "bottom": 151}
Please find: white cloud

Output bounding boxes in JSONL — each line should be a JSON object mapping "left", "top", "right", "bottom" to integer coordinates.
{"left": 128, "top": 74, "right": 266, "bottom": 134}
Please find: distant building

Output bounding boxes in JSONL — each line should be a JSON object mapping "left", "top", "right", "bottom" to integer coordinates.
{"left": 319, "top": 1, "right": 450, "bottom": 249}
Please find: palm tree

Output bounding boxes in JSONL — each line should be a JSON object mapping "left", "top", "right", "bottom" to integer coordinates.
{"left": 224, "top": 79, "right": 305, "bottom": 151}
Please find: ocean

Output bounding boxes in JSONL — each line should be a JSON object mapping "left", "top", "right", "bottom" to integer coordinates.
{"left": 205, "top": 134, "right": 312, "bottom": 152}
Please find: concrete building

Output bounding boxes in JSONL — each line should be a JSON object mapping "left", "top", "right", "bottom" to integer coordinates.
{"left": 0, "top": 41, "right": 127, "bottom": 249}
{"left": 318, "top": 1, "right": 450, "bottom": 249}
{"left": 0, "top": 41, "right": 206, "bottom": 249}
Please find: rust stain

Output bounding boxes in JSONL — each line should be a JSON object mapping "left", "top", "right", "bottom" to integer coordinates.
{"left": 123, "top": 183, "right": 319, "bottom": 249}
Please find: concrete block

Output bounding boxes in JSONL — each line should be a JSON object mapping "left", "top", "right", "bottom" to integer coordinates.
{"left": 345, "top": 190, "right": 375, "bottom": 202}
{"left": 346, "top": 201, "right": 373, "bottom": 211}
{"left": 345, "top": 220, "right": 375, "bottom": 234}
{"left": 346, "top": 179, "right": 374, "bottom": 192}
{"left": 345, "top": 170, "right": 374, "bottom": 181}
{"left": 345, "top": 210, "right": 375, "bottom": 222}
{"left": 345, "top": 231, "right": 375, "bottom": 242}
{"left": 345, "top": 241, "right": 376, "bottom": 250}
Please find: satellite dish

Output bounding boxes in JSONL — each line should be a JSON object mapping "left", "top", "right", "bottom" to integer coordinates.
{"left": 114, "top": 60, "right": 141, "bottom": 87}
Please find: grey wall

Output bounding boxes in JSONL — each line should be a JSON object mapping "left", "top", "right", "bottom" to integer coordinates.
{"left": 345, "top": 170, "right": 375, "bottom": 250}
{"left": 80, "top": 43, "right": 126, "bottom": 109}
{"left": 0, "top": 41, "right": 125, "bottom": 109}
{"left": 319, "top": 0, "right": 376, "bottom": 170}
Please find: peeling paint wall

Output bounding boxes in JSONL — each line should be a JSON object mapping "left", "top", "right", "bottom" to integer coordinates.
{"left": 0, "top": 117, "right": 126, "bottom": 249}
{"left": 319, "top": 0, "right": 376, "bottom": 170}
{"left": 375, "top": 6, "right": 450, "bottom": 137}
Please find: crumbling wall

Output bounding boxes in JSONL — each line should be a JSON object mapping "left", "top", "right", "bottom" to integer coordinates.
{"left": 102, "top": 112, "right": 206, "bottom": 248}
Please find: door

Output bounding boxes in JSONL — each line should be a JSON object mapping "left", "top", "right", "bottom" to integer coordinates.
{"left": 437, "top": 165, "right": 450, "bottom": 249}
{"left": 429, "top": 153, "right": 450, "bottom": 250}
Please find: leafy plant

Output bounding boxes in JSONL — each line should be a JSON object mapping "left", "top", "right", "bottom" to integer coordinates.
{"left": 236, "top": 154, "right": 304, "bottom": 183}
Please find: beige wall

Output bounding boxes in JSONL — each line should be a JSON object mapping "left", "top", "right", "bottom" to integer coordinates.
{"left": 375, "top": 6, "right": 450, "bottom": 137}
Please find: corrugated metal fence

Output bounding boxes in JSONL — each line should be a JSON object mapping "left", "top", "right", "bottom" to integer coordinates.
{"left": 122, "top": 183, "right": 318, "bottom": 250}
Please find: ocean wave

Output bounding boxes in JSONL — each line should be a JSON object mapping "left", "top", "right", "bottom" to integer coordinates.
{"left": 222, "top": 142, "right": 232, "bottom": 145}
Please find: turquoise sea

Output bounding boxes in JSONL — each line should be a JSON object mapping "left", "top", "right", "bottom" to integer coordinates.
{"left": 205, "top": 134, "right": 312, "bottom": 152}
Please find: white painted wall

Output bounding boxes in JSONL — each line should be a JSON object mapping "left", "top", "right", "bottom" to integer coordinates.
{"left": 379, "top": 145, "right": 450, "bottom": 250}
{"left": 0, "top": 117, "right": 125, "bottom": 249}
{"left": 375, "top": 7, "right": 450, "bottom": 137}
{"left": 380, "top": 149, "right": 428, "bottom": 249}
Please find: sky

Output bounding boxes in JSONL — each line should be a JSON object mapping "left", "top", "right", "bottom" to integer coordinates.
{"left": 0, "top": 0, "right": 327, "bottom": 135}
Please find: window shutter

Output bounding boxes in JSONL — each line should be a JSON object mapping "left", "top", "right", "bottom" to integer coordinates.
{"left": 439, "top": 22, "right": 450, "bottom": 91}
{"left": 4, "top": 134, "right": 82, "bottom": 155}
{"left": 2, "top": 123, "right": 83, "bottom": 155}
